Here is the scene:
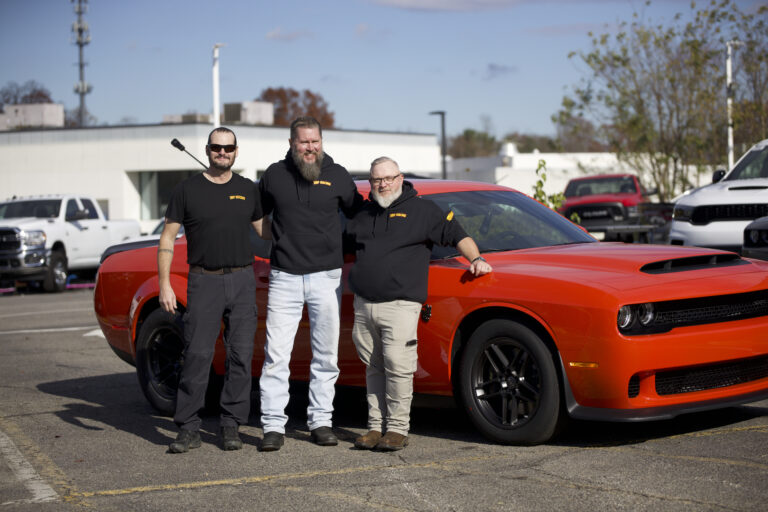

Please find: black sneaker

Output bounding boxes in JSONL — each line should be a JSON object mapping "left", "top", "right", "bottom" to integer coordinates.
{"left": 310, "top": 426, "right": 338, "bottom": 446}
{"left": 169, "top": 429, "right": 201, "bottom": 454}
{"left": 260, "top": 431, "right": 284, "bottom": 452}
{"left": 220, "top": 426, "right": 243, "bottom": 451}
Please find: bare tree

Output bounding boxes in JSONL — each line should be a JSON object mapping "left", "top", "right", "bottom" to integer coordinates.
{"left": 0, "top": 80, "right": 53, "bottom": 111}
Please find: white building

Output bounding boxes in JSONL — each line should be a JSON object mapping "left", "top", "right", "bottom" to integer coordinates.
{"left": 449, "top": 142, "right": 636, "bottom": 198}
{"left": 0, "top": 103, "right": 65, "bottom": 131}
{"left": 0, "top": 123, "right": 440, "bottom": 233}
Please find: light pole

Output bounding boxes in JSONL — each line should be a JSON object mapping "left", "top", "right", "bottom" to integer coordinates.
{"left": 429, "top": 110, "right": 447, "bottom": 179}
{"left": 212, "top": 43, "right": 225, "bottom": 128}
{"left": 726, "top": 39, "right": 743, "bottom": 170}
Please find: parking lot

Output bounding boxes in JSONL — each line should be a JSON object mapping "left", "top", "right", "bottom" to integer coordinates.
{"left": 1, "top": 289, "right": 767, "bottom": 511}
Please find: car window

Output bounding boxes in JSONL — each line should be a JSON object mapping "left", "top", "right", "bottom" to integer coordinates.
{"left": 564, "top": 176, "right": 637, "bottom": 197}
{"left": 80, "top": 198, "right": 100, "bottom": 219}
{"left": 425, "top": 190, "right": 596, "bottom": 259}
{"left": 65, "top": 199, "right": 80, "bottom": 221}
{"left": 725, "top": 145, "right": 768, "bottom": 181}
{"left": 0, "top": 200, "right": 61, "bottom": 219}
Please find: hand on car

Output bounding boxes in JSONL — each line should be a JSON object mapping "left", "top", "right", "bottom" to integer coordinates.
{"left": 470, "top": 259, "right": 492, "bottom": 276}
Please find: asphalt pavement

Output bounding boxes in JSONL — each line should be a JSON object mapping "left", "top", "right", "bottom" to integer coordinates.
{"left": 1, "top": 289, "right": 767, "bottom": 511}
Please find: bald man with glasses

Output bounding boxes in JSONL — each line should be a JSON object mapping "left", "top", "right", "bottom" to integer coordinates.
{"left": 345, "top": 156, "right": 492, "bottom": 451}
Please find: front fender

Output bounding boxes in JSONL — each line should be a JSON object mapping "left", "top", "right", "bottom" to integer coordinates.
{"left": 128, "top": 272, "right": 188, "bottom": 356}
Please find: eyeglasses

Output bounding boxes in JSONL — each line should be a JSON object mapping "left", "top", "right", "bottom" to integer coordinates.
{"left": 369, "top": 174, "right": 402, "bottom": 185}
{"left": 208, "top": 144, "right": 237, "bottom": 153}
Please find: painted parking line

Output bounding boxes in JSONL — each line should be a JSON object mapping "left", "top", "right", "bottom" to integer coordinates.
{"left": 0, "top": 428, "right": 58, "bottom": 506}
{"left": 0, "top": 307, "right": 93, "bottom": 320}
{"left": 0, "top": 325, "right": 96, "bottom": 336}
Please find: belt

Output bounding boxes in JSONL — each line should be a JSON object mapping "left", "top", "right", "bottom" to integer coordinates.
{"left": 188, "top": 264, "right": 251, "bottom": 275}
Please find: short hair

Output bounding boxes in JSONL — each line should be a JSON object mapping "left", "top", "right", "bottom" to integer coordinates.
{"left": 370, "top": 156, "right": 399, "bottom": 172}
{"left": 290, "top": 116, "right": 322, "bottom": 140}
{"left": 207, "top": 126, "right": 237, "bottom": 147}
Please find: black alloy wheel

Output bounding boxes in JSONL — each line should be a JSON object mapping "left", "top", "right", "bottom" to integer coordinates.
{"left": 457, "top": 319, "right": 561, "bottom": 445}
{"left": 135, "top": 309, "right": 184, "bottom": 416}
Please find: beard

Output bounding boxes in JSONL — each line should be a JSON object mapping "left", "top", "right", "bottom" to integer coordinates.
{"left": 371, "top": 186, "right": 403, "bottom": 209}
{"left": 208, "top": 154, "right": 234, "bottom": 172}
{"left": 291, "top": 146, "right": 324, "bottom": 182}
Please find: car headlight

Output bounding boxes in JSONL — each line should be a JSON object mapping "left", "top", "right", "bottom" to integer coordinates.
{"left": 21, "top": 230, "right": 46, "bottom": 247}
{"left": 749, "top": 229, "right": 759, "bottom": 245}
{"left": 672, "top": 205, "right": 694, "bottom": 222}
{"left": 617, "top": 302, "right": 656, "bottom": 333}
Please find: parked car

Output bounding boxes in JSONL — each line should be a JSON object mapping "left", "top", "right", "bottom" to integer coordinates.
{"left": 0, "top": 195, "right": 140, "bottom": 292}
{"left": 558, "top": 174, "right": 668, "bottom": 242}
{"left": 99, "top": 219, "right": 184, "bottom": 264}
{"left": 670, "top": 138, "right": 768, "bottom": 253}
{"left": 94, "top": 180, "right": 768, "bottom": 445}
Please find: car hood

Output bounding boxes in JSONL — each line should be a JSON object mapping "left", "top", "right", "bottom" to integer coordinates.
{"left": 676, "top": 178, "right": 768, "bottom": 206}
{"left": 0, "top": 217, "right": 50, "bottom": 228}
{"left": 480, "top": 243, "right": 767, "bottom": 296}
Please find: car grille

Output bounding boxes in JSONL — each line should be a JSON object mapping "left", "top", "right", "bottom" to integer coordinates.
{"left": 627, "top": 375, "right": 640, "bottom": 398}
{"left": 564, "top": 203, "right": 624, "bottom": 222}
{"left": 690, "top": 204, "right": 768, "bottom": 225}
{"left": 656, "top": 355, "right": 768, "bottom": 395}
{"left": 0, "top": 229, "right": 21, "bottom": 251}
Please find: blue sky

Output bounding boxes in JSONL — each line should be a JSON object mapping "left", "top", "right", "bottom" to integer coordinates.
{"left": 1, "top": 0, "right": 762, "bottom": 137}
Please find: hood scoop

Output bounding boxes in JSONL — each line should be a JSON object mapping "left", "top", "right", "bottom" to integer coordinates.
{"left": 641, "top": 253, "right": 746, "bottom": 274}
{"left": 728, "top": 185, "right": 768, "bottom": 191}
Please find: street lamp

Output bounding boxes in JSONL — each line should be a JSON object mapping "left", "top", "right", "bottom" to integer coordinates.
{"left": 726, "top": 39, "right": 744, "bottom": 170}
{"left": 212, "top": 43, "right": 225, "bottom": 128}
{"left": 429, "top": 110, "right": 447, "bottom": 179}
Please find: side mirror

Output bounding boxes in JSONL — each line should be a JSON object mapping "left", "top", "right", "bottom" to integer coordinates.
{"left": 66, "top": 209, "right": 89, "bottom": 222}
{"left": 712, "top": 169, "right": 726, "bottom": 183}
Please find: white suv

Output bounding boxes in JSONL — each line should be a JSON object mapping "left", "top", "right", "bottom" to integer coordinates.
{"left": 669, "top": 139, "right": 768, "bottom": 253}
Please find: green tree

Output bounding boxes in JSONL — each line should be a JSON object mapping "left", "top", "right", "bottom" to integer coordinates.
{"left": 448, "top": 129, "right": 499, "bottom": 158}
{"left": 257, "top": 87, "right": 335, "bottom": 128}
{"left": 556, "top": 0, "right": 768, "bottom": 201}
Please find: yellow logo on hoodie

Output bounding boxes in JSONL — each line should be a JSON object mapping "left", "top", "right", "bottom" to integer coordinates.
{"left": 313, "top": 180, "right": 332, "bottom": 187}
{"left": 230, "top": 195, "right": 246, "bottom": 200}
{"left": 447, "top": 211, "right": 454, "bottom": 221}
{"left": 390, "top": 212, "right": 407, "bottom": 218}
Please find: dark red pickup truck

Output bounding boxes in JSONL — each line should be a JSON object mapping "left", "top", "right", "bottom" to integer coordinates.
{"left": 558, "top": 174, "right": 669, "bottom": 242}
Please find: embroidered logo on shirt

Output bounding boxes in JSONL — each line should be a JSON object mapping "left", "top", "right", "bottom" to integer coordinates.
{"left": 390, "top": 212, "right": 407, "bottom": 218}
{"left": 229, "top": 195, "right": 246, "bottom": 200}
{"left": 446, "top": 211, "right": 454, "bottom": 221}
{"left": 313, "top": 180, "right": 332, "bottom": 187}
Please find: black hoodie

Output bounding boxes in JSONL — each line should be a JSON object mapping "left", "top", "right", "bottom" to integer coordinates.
{"left": 259, "top": 150, "right": 363, "bottom": 274}
{"left": 346, "top": 181, "right": 468, "bottom": 303}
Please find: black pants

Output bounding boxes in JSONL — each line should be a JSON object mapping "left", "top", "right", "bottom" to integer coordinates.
{"left": 174, "top": 269, "right": 257, "bottom": 431}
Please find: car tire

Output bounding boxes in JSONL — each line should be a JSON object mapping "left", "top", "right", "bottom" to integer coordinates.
{"left": 136, "top": 309, "right": 185, "bottom": 416}
{"left": 42, "top": 251, "right": 67, "bottom": 293}
{"left": 457, "top": 319, "right": 561, "bottom": 445}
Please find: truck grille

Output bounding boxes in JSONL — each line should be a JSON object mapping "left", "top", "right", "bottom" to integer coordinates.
{"left": 0, "top": 229, "right": 21, "bottom": 251}
{"left": 565, "top": 203, "right": 624, "bottom": 222}
{"left": 690, "top": 204, "right": 768, "bottom": 225}
{"left": 656, "top": 355, "right": 768, "bottom": 395}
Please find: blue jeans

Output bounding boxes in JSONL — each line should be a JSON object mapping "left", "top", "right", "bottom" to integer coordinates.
{"left": 259, "top": 268, "right": 342, "bottom": 433}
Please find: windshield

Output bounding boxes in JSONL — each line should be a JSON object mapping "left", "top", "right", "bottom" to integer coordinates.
{"left": 426, "top": 190, "right": 596, "bottom": 259}
{"left": 725, "top": 145, "right": 768, "bottom": 181}
{"left": 0, "top": 200, "right": 61, "bottom": 219}
{"left": 564, "top": 176, "right": 638, "bottom": 197}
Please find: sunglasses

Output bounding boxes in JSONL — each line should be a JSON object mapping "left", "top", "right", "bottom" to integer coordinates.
{"left": 208, "top": 144, "right": 237, "bottom": 153}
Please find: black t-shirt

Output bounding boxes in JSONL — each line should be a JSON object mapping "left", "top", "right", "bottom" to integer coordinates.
{"left": 346, "top": 181, "right": 468, "bottom": 304}
{"left": 165, "top": 172, "right": 263, "bottom": 269}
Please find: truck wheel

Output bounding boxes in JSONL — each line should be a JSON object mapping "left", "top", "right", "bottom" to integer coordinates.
{"left": 456, "top": 319, "right": 562, "bottom": 445}
{"left": 135, "top": 308, "right": 223, "bottom": 416}
{"left": 43, "top": 251, "right": 67, "bottom": 293}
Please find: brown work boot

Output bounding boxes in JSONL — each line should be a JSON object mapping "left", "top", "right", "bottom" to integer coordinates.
{"left": 375, "top": 431, "right": 409, "bottom": 451}
{"left": 354, "top": 430, "right": 382, "bottom": 450}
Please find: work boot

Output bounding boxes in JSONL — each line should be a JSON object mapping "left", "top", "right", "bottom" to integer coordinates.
{"left": 375, "top": 432, "right": 408, "bottom": 451}
{"left": 169, "top": 429, "right": 201, "bottom": 454}
{"left": 310, "top": 426, "right": 338, "bottom": 446}
{"left": 260, "top": 431, "right": 284, "bottom": 452}
{"left": 354, "top": 430, "right": 382, "bottom": 450}
{"left": 220, "top": 426, "right": 243, "bottom": 451}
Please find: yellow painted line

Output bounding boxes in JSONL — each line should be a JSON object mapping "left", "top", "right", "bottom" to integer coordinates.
{"left": 67, "top": 453, "right": 511, "bottom": 499}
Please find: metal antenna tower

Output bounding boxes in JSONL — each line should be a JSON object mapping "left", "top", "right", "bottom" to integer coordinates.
{"left": 71, "top": 0, "right": 92, "bottom": 126}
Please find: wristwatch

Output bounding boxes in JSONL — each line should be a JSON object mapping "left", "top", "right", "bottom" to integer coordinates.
{"left": 471, "top": 256, "right": 486, "bottom": 264}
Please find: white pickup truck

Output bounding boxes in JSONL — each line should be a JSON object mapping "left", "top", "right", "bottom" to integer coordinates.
{"left": 0, "top": 195, "right": 141, "bottom": 292}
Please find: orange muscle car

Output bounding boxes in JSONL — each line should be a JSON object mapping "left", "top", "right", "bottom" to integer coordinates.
{"left": 94, "top": 180, "right": 768, "bottom": 444}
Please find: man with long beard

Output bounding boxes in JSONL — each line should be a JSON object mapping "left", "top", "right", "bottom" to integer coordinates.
{"left": 346, "top": 156, "right": 492, "bottom": 451}
{"left": 257, "top": 116, "right": 363, "bottom": 451}
{"left": 159, "top": 127, "right": 266, "bottom": 453}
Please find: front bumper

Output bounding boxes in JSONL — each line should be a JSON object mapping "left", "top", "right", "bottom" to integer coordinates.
{"left": 668, "top": 219, "right": 748, "bottom": 253}
{"left": 0, "top": 247, "right": 51, "bottom": 281}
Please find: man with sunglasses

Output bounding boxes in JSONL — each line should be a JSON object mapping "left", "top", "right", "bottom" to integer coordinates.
{"left": 257, "top": 116, "right": 363, "bottom": 451}
{"left": 345, "top": 156, "right": 492, "bottom": 451}
{"left": 158, "top": 127, "right": 266, "bottom": 454}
